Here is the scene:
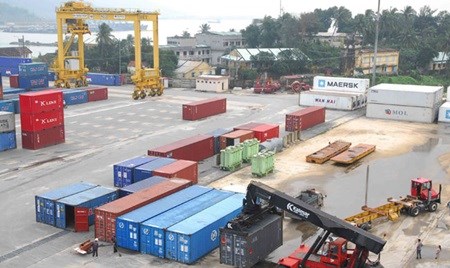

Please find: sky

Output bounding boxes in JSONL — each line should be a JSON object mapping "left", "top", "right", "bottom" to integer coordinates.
{"left": 91, "top": 0, "right": 450, "bottom": 19}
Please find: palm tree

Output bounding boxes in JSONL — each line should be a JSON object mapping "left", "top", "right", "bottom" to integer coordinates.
{"left": 96, "top": 23, "right": 114, "bottom": 57}
{"left": 199, "top": 23, "right": 211, "bottom": 33}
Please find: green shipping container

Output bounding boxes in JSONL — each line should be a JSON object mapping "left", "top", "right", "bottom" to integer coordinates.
{"left": 251, "top": 150, "right": 275, "bottom": 177}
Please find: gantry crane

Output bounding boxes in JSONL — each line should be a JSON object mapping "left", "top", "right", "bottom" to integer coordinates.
{"left": 53, "top": 1, "right": 163, "bottom": 99}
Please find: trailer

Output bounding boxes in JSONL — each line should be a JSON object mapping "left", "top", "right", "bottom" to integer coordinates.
{"left": 306, "top": 140, "right": 352, "bottom": 164}
{"left": 330, "top": 144, "right": 376, "bottom": 165}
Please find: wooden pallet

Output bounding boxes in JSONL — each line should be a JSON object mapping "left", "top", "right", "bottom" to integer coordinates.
{"left": 330, "top": 144, "right": 376, "bottom": 165}
{"left": 306, "top": 140, "right": 352, "bottom": 164}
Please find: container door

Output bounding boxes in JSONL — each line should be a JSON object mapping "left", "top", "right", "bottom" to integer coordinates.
{"left": 74, "top": 207, "right": 89, "bottom": 232}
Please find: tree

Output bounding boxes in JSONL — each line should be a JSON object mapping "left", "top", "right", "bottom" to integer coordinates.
{"left": 199, "top": 23, "right": 211, "bottom": 33}
{"left": 241, "top": 24, "right": 261, "bottom": 48}
{"left": 182, "top": 31, "right": 191, "bottom": 38}
{"left": 259, "top": 16, "right": 280, "bottom": 48}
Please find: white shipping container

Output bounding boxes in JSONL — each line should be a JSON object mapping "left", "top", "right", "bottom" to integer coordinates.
{"left": 438, "top": 102, "right": 450, "bottom": 123}
{"left": 299, "top": 90, "right": 364, "bottom": 110}
{"left": 366, "top": 103, "right": 439, "bottom": 123}
{"left": 313, "top": 76, "right": 370, "bottom": 93}
{"left": 368, "top": 84, "right": 443, "bottom": 108}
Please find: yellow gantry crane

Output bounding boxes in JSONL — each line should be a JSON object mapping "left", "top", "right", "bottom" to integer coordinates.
{"left": 53, "top": 1, "right": 163, "bottom": 99}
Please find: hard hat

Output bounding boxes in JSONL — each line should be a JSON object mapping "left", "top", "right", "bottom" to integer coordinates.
{"left": 95, "top": 238, "right": 98, "bottom": 241}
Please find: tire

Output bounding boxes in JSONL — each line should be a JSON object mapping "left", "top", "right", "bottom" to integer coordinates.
{"left": 428, "top": 202, "right": 438, "bottom": 212}
{"left": 132, "top": 92, "right": 139, "bottom": 100}
{"left": 139, "top": 91, "right": 146, "bottom": 99}
{"left": 409, "top": 206, "right": 420, "bottom": 217}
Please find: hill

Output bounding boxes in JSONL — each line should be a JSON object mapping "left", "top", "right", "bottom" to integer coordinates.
{"left": 0, "top": 2, "right": 42, "bottom": 23}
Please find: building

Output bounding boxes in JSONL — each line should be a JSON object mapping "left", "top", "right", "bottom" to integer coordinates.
{"left": 354, "top": 48, "right": 399, "bottom": 75}
{"left": 313, "top": 32, "right": 348, "bottom": 47}
{"left": 195, "top": 31, "right": 245, "bottom": 65}
{"left": 166, "top": 36, "right": 196, "bottom": 47}
{"left": 429, "top": 52, "right": 449, "bottom": 71}
{"left": 195, "top": 75, "right": 229, "bottom": 92}
{"left": 161, "top": 45, "right": 212, "bottom": 63}
{"left": 174, "top": 60, "right": 214, "bottom": 79}
{"left": 0, "top": 47, "right": 32, "bottom": 58}
{"left": 127, "top": 61, "right": 150, "bottom": 74}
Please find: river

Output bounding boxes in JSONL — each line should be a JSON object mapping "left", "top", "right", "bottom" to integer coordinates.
{"left": 0, "top": 18, "right": 253, "bottom": 58}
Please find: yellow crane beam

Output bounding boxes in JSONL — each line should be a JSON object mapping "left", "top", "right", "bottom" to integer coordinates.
{"left": 54, "top": 1, "right": 163, "bottom": 99}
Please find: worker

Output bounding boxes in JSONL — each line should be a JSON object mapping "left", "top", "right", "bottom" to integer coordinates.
{"left": 111, "top": 236, "right": 118, "bottom": 253}
{"left": 92, "top": 238, "right": 99, "bottom": 257}
{"left": 435, "top": 245, "right": 441, "bottom": 259}
{"left": 416, "top": 239, "right": 423, "bottom": 259}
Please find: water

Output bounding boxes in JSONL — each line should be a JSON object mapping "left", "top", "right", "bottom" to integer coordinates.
{"left": 0, "top": 18, "right": 252, "bottom": 58}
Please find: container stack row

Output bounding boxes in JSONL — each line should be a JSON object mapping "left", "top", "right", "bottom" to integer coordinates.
{"left": 20, "top": 90, "right": 65, "bottom": 150}
{"left": 0, "top": 56, "right": 32, "bottom": 76}
{"left": 0, "top": 111, "right": 16, "bottom": 152}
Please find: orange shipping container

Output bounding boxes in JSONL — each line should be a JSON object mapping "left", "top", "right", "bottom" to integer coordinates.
{"left": 153, "top": 160, "right": 198, "bottom": 184}
{"left": 219, "top": 130, "right": 254, "bottom": 149}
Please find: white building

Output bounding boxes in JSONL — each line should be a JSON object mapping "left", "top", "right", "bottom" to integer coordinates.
{"left": 196, "top": 75, "right": 229, "bottom": 92}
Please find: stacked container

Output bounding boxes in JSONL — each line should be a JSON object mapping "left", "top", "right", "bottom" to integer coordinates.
{"left": 148, "top": 134, "right": 214, "bottom": 162}
{"left": 133, "top": 158, "right": 177, "bottom": 184}
{"left": 0, "top": 111, "right": 16, "bottom": 152}
{"left": 206, "top": 128, "right": 232, "bottom": 155}
{"left": 18, "top": 63, "right": 49, "bottom": 89}
{"left": 220, "top": 130, "right": 254, "bottom": 149}
{"left": 0, "top": 100, "right": 14, "bottom": 112}
{"left": 313, "top": 76, "right": 370, "bottom": 93}
{"left": 153, "top": 160, "right": 198, "bottom": 184}
{"left": 95, "top": 178, "right": 191, "bottom": 242}
{"left": 285, "top": 106, "right": 326, "bottom": 131}
{"left": 20, "top": 90, "right": 65, "bottom": 150}
{"left": 118, "top": 176, "right": 168, "bottom": 198}
{"left": 182, "top": 98, "right": 227, "bottom": 120}
{"left": 299, "top": 90, "right": 365, "bottom": 110}
{"left": 0, "top": 57, "right": 31, "bottom": 76}
{"left": 366, "top": 84, "right": 444, "bottom": 123}
{"left": 438, "top": 102, "right": 450, "bottom": 123}
{"left": 113, "top": 156, "right": 159, "bottom": 187}
{"left": 115, "top": 186, "right": 212, "bottom": 251}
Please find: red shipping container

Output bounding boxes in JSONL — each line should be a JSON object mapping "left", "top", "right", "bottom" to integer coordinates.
{"left": 21, "top": 125, "right": 65, "bottom": 150}
{"left": 220, "top": 130, "right": 254, "bottom": 149}
{"left": 20, "top": 109, "right": 64, "bottom": 132}
{"left": 153, "top": 160, "right": 198, "bottom": 184}
{"left": 233, "top": 122, "right": 265, "bottom": 131}
{"left": 86, "top": 87, "right": 108, "bottom": 102}
{"left": 19, "top": 90, "right": 63, "bottom": 114}
{"left": 94, "top": 178, "right": 191, "bottom": 242}
{"left": 9, "top": 75, "right": 19, "bottom": 88}
{"left": 285, "top": 106, "right": 325, "bottom": 131}
{"left": 252, "top": 124, "right": 279, "bottom": 142}
{"left": 148, "top": 134, "right": 214, "bottom": 162}
{"left": 182, "top": 97, "right": 226, "bottom": 120}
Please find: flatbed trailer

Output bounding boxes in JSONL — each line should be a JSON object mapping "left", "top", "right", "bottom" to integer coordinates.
{"left": 306, "top": 140, "right": 352, "bottom": 164}
{"left": 331, "top": 144, "right": 376, "bottom": 164}
{"left": 344, "top": 203, "right": 403, "bottom": 229}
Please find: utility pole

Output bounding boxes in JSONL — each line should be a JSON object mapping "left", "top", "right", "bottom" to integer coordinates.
{"left": 371, "top": 0, "right": 381, "bottom": 86}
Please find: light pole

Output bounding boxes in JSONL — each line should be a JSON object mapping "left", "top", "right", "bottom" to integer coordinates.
{"left": 371, "top": 0, "right": 381, "bottom": 86}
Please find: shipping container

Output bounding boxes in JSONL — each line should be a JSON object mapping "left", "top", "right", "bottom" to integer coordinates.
{"left": 220, "top": 213, "right": 283, "bottom": 267}
{"left": 368, "top": 84, "right": 443, "bottom": 108}
{"left": 3, "top": 87, "right": 26, "bottom": 95}
{"left": 18, "top": 62, "right": 48, "bottom": 77}
{"left": 86, "top": 87, "right": 108, "bottom": 102}
{"left": 9, "top": 75, "right": 19, "bottom": 88}
{"left": 438, "top": 102, "right": 450, "bottom": 123}
{"left": 0, "top": 131, "right": 16, "bottom": 152}
{"left": 366, "top": 103, "right": 439, "bottom": 123}
{"left": 116, "top": 185, "right": 212, "bottom": 251}
{"left": 35, "top": 182, "right": 97, "bottom": 226}
{"left": 0, "top": 56, "right": 32, "bottom": 67}
{"left": 220, "top": 130, "right": 254, "bottom": 150}
{"left": 285, "top": 106, "right": 326, "bottom": 132}
{"left": 182, "top": 98, "right": 227, "bottom": 120}
{"left": 113, "top": 156, "right": 159, "bottom": 188}
{"left": 206, "top": 128, "right": 233, "bottom": 154}
{"left": 95, "top": 178, "right": 191, "bottom": 242}
{"left": 233, "top": 122, "right": 265, "bottom": 132}
{"left": 299, "top": 90, "right": 364, "bottom": 110}
{"left": 19, "top": 90, "right": 63, "bottom": 114}
{"left": 55, "top": 186, "right": 118, "bottom": 231}
{"left": 313, "top": 76, "right": 370, "bottom": 93}
{"left": 0, "top": 75, "right": 2, "bottom": 100}
{"left": 20, "top": 109, "right": 64, "bottom": 132}
{"left": 153, "top": 160, "right": 198, "bottom": 184}
{"left": 86, "top": 73, "right": 117, "bottom": 86}
{"left": 148, "top": 134, "right": 214, "bottom": 162}
{"left": 18, "top": 74, "right": 49, "bottom": 89}
{"left": 63, "top": 90, "right": 88, "bottom": 106}
{"left": 252, "top": 124, "right": 279, "bottom": 142}
{"left": 140, "top": 189, "right": 234, "bottom": 257}
{"left": 0, "top": 67, "right": 19, "bottom": 76}
{"left": 165, "top": 193, "right": 244, "bottom": 264}
{"left": 118, "top": 176, "right": 168, "bottom": 198}
{"left": 10, "top": 99, "right": 20, "bottom": 114}
{"left": 0, "top": 100, "right": 14, "bottom": 112}
{"left": 132, "top": 158, "right": 177, "bottom": 185}
{"left": 48, "top": 71, "right": 56, "bottom": 81}
{"left": 22, "top": 125, "right": 65, "bottom": 150}
{"left": 0, "top": 111, "right": 15, "bottom": 133}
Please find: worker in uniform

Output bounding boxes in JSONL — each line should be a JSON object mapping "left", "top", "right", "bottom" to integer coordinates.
{"left": 111, "top": 236, "right": 118, "bottom": 253}
{"left": 416, "top": 239, "right": 423, "bottom": 259}
{"left": 92, "top": 238, "right": 99, "bottom": 257}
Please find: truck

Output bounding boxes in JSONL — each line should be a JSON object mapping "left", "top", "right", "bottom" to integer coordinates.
{"left": 220, "top": 181, "right": 386, "bottom": 268}
{"left": 285, "top": 188, "right": 325, "bottom": 220}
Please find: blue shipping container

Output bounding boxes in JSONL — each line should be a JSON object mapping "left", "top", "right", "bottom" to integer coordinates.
{"left": 19, "top": 62, "right": 48, "bottom": 77}
{"left": 116, "top": 185, "right": 213, "bottom": 252}
{"left": 113, "top": 156, "right": 158, "bottom": 187}
{"left": 0, "top": 67, "right": 19, "bottom": 76}
{"left": 18, "top": 74, "right": 49, "bottom": 89}
{"left": 0, "top": 56, "right": 32, "bottom": 66}
{"left": 48, "top": 71, "right": 56, "bottom": 81}
{"left": 11, "top": 99, "right": 19, "bottom": 114}
{"left": 118, "top": 176, "right": 168, "bottom": 198}
{"left": 63, "top": 90, "right": 88, "bottom": 106}
{"left": 165, "top": 193, "right": 244, "bottom": 264}
{"left": 55, "top": 186, "right": 118, "bottom": 229}
{"left": 3, "top": 87, "right": 27, "bottom": 95}
{"left": 0, "top": 131, "right": 16, "bottom": 152}
{"left": 87, "top": 73, "right": 116, "bottom": 86}
{"left": 133, "top": 157, "right": 177, "bottom": 183}
{"left": 207, "top": 128, "right": 232, "bottom": 154}
{"left": 140, "top": 189, "right": 234, "bottom": 257}
{"left": 35, "top": 182, "right": 97, "bottom": 226}
{"left": 0, "top": 101, "right": 14, "bottom": 113}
